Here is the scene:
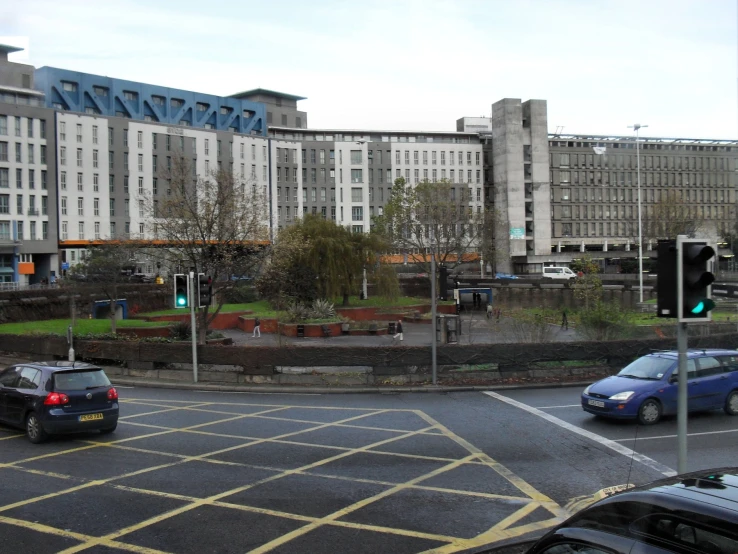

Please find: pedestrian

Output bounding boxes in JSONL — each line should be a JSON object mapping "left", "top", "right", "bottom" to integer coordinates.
{"left": 393, "top": 319, "right": 403, "bottom": 341}
{"left": 486, "top": 303, "right": 493, "bottom": 319}
{"left": 561, "top": 309, "right": 568, "bottom": 331}
{"left": 496, "top": 307, "right": 501, "bottom": 321}
{"left": 253, "top": 317, "right": 261, "bottom": 338}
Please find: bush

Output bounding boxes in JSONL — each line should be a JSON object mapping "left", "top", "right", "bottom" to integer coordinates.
{"left": 222, "top": 284, "right": 258, "bottom": 304}
{"left": 170, "top": 320, "right": 192, "bottom": 341}
{"left": 577, "top": 301, "right": 634, "bottom": 341}
{"left": 309, "top": 299, "right": 336, "bottom": 319}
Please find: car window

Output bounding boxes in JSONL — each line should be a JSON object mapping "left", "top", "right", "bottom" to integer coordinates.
{"left": 0, "top": 366, "right": 20, "bottom": 387}
{"left": 16, "top": 367, "right": 41, "bottom": 389}
{"left": 539, "top": 544, "right": 614, "bottom": 554}
{"left": 618, "top": 356, "right": 674, "bottom": 380}
{"left": 631, "top": 514, "right": 738, "bottom": 554}
{"left": 717, "top": 355, "right": 738, "bottom": 373}
{"left": 671, "top": 359, "right": 697, "bottom": 381}
{"left": 696, "top": 357, "right": 722, "bottom": 378}
{"left": 53, "top": 369, "right": 111, "bottom": 391}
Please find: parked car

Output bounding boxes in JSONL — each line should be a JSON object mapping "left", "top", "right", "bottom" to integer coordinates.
{"left": 128, "top": 273, "right": 154, "bottom": 283}
{"left": 525, "top": 467, "right": 738, "bottom": 554}
{"left": 0, "top": 362, "right": 119, "bottom": 443}
{"left": 582, "top": 350, "right": 738, "bottom": 425}
{"left": 495, "top": 272, "right": 520, "bottom": 279}
{"left": 542, "top": 266, "right": 577, "bottom": 280}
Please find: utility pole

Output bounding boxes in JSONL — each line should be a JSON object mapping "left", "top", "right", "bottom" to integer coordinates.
{"left": 189, "top": 271, "right": 198, "bottom": 383}
{"left": 431, "top": 236, "right": 437, "bottom": 385}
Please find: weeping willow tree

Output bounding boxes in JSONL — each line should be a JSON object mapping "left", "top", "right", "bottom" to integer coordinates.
{"left": 258, "top": 215, "right": 387, "bottom": 307}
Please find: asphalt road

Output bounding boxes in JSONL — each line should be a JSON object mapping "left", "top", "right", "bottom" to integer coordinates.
{"left": 1, "top": 386, "right": 735, "bottom": 553}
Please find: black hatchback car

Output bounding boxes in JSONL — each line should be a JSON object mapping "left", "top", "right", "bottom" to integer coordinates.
{"left": 0, "top": 361, "right": 119, "bottom": 443}
{"left": 526, "top": 467, "right": 738, "bottom": 554}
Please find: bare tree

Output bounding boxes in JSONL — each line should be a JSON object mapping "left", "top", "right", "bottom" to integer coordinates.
{"left": 373, "top": 177, "right": 498, "bottom": 274}
{"left": 144, "top": 153, "right": 269, "bottom": 343}
{"left": 641, "top": 190, "right": 706, "bottom": 242}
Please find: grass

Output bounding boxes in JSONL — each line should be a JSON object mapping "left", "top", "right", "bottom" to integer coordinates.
{"left": 140, "top": 300, "right": 279, "bottom": 317}
{"left": 0, "top": 318, "right": 169, "bottom": 336}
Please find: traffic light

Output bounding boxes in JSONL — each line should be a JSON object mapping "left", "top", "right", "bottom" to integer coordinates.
{"left": 657, "top": 240, "right": 677, "bottom": 318}
{"left": 677, "top": 237, "right": 715, "bottom": 323}
{"left": 197, "top": 273, "right": 212, "bottom": 308}
{"left": 173, "top": 274, "right": 189, "bottom": 309}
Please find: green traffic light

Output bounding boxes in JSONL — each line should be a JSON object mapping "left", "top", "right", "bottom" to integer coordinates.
{"left": 177, "top": 296, "right": 186, "bottom": 306}
{"left": 690, "top": 298, "right": 715, "bottom": 315}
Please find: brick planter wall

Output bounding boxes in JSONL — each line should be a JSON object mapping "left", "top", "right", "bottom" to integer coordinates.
{"left": 145, "top": 311, "right": 251, "bottom": 330}
{"left": 279, "top": 322, "right": 343, "bottom": 337}
{"left": 336, "top": 303, "right": 455, "bottom": 321}
{"left": 238, "top": 317, "right": 279, "bottom": 333}
{"left": 117, "top": 327, "right": 172, "bottom": 339}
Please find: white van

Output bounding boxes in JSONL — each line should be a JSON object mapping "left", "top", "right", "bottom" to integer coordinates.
{"left": 542, "top": 266, "right": 577, "bottom": 280}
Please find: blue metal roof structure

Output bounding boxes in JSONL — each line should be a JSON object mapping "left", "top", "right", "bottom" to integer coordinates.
{"left": 34, "top": 67, "right": 266, "bottom": 136}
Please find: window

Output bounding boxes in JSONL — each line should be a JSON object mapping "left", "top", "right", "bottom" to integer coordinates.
{"left": 351, "top": 169, "right": 363, "bottom": 183}
{"left": 0, "top": 115, "right": 6, "bottom": 135}
{"left": 16, "top": 221, "right": 23, "bottom": 240}
{"left": 76, "top": 148, "right": 82, "bottom": 167}
{"left": 138, "top": 177, "right": 144, "bottom": 194}
{"left": 77, "top": 197, "right": 84, "bottom": 216}
{"left": 138, "top": 154, "right": 143, "bottom": 172}
{"left": 124, "top": 176, "right": 129, "bottom": 194}
{"left": 76, "top": 124, "right": 82, "bottom": 143}
{"left": 91, "top": 173, "right": 99, "bottom": 192}
{"left": 351, "top": 188, "right": 363, "bottom": 202}
{"left": 93, "top": 197, "right": 99, "bottom": 217}
{"left": 41, "top": 171, "right": 47, "bottom": 190}
{"left": 352, "top": 206, "right": 363, "bottom": 221}
{"left": 77, "top": 173, "right": 83, "bottom": 191}
{"left": 124, "top": 152, "right": 129, "bottom": 170}
{"left": 0, "top": 195, "right": 8, "bottom": 214}
{"left": 27, "top": 118, "right": 33, "bottom": 138}
{"left": 0, "top": 142, "right": 7, "bottom": 162}
{"left": 350, "top": 150, "right": 362, "bottom": 164}
{"left": 42, "top": 221, "right": 48, "bottom": 240}
{"left": 14, "top": 117, "right": 21, "bottom": 137}
{"left": 78, "top": 222, "right": 84, "bottom": 239}
{"left": 125, "top": 199, "right": 129, "bottom": 215}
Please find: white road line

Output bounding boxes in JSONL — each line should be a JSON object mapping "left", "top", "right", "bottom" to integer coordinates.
{"left": 537, "top": 404, "right": 581, "bottom": 409}
{"left": 483, "top": 391, "right": 677, "bottom": 477}
{"left": 193, "top": 390, "right": 321, "bottom": 396}
{"left": 613, "top": 428, "right": 738, "bottom": 442}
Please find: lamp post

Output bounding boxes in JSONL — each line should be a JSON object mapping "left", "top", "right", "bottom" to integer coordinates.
{"left": 430, "top": 233, "right": 437, "bottom": 385}
{"left": 628, "top": 123, "right": 648, "bottom": 303}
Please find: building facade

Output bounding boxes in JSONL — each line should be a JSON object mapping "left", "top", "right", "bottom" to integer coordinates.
{"left": 1, "top": 42, "right": 736, "bottom": 282}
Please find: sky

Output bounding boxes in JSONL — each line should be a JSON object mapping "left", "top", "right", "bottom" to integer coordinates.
{"left": 1, "top": 0, "right": 736, "bottom": 139}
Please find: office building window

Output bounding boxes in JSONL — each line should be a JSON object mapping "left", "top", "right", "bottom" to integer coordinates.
{"left": 351, "top": 187, "right": 363, "bottom": 202}
{"left": 78, "top": 221, "right": 84, "bottom": 239}
{"left": 77, "top": 197, "right": 83, "bottom": 216}
{"left": 60, "top": 146, "right": 66, "bottom": 166}
{"left": 0, "top": 115, "right": 7, "bottom": 136}
{"left": 351, "top": 169, "right": 363, "bottom": 183}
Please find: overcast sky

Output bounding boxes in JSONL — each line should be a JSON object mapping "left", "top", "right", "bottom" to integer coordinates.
{"left": 2, "top": 0, "right": 736, "bottom": 139}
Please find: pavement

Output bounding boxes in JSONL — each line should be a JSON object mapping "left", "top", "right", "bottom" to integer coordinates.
{"left": 223, "top": 312, "right": 582, "bottom": 347}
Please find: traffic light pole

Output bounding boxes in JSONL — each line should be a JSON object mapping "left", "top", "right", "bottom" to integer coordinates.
{"left": 677, "top": 322, "right": 688, "bottom": 474}
{"left": 189, "top": 271, "right": 198, "bottom": 383}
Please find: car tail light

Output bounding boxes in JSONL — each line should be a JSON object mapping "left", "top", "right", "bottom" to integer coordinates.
{"left": 107, "top": 387, "right": 118, "bottom": 401}
{"left": 44, "top": 392, "right": 69, "bottom": 405}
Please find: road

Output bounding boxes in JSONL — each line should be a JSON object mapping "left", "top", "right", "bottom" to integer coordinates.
{"left": 1, "top": 385, "right": 735, "bottom": 553}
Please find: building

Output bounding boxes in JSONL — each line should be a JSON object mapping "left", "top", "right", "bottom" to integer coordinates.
{"left": 1, "top": 42, "right": 736, "bottom": 282}
{"left": 0, "top": 44, "right": 57, "bottom": 285}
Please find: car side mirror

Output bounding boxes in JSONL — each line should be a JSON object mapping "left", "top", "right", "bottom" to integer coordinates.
{"left": 669, "top": 374, "right": 679, "bottom": 384}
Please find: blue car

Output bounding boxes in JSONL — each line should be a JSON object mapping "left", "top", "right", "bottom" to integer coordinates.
{"left": 582, "top": 349, "right": 738, "bottom": 425}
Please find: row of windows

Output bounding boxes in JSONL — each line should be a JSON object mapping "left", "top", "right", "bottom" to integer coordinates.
{"left": 0, "top": 142, "right": 48, "bottom": 164}
{"left": 396, "top": 150, "right": 481, "bottom": 166}
{"left": 550, "top": 140, "right": 735, "bottom": 152}
{"left": 554, "top": 204, "right": 731, "bottom": 221}
{"left": 0, "top": 220, "right": 49, "bottom": 241}
{"left": 557, "top": 219, "right": 734, "bottom": 239}
{"left": 554, "top": 152, "right": 736, "bottom": 171}
{"left": 270, "top": 131, "right": 475, "bottom": 145}
{"left": 555, "top": 170, "right": 732, "bottom": 187}
{"left": 275, "top": 185, "right": 485, "bottom": 205}
{"left": 0, "top": 116, "right": 47, "bottom": 139}
{"left": 60, "top": 220, "right": 117, "bottom": 240}
{"left": 554, "top": 187, "right": 731, "bottom": 204}
{"left": 0, "top": 194, "right": 48, "bottom": 216}
{"left": 0, "top": 168, "right": 48, "bottom": 190}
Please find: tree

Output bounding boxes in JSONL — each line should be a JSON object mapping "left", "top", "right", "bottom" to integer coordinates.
{"left": 373, "top": 177, "right": 499, "bottom": 275}
{"left": 258, "top": 215, "right": 387, "bottom": 307}
{"left": 640, "top": 190, "right": 707, "bottom": 242}
{"left": 72, "top": 243, "right": 139, "bottom": 334}
{"left": 570, "top": 255, "right": 602, "bottom": 310}
{"left": 144, "top": 153, "right": 269, "bottom": 343}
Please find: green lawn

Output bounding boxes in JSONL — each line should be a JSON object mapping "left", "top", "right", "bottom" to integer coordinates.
{"left": 0, "top": 318, "right": 169, "bottom": 336}
{"left": 140, "top": 300, "right": 279, "bottom": 317}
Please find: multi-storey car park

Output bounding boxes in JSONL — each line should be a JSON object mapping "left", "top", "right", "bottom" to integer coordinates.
{"left": 0, "top": 42, "right": 736, "bottom": 284}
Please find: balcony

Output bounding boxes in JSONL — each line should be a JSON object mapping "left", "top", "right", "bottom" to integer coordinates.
{"left": 27, "top": 209, "right": 39, "bottom": 216}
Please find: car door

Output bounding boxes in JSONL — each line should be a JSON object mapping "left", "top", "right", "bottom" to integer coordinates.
{"left": 0, "top": 366, "right": 21, "bottom": 423}
{"left": 694, "top": 356, "right": 728, "bottom": 410}
{"left": 661, "top": 359, "right": 701, "bottom": 414}
{"left": 4, "top": 366, "right": 41, "bottom": 426}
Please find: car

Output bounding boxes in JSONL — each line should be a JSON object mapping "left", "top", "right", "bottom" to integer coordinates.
{"left": 525, "top": 467, "right": 738, "bottom": 554}
{"left": 582, "top": 349, "right": 738, "bottom": 425}
{"left": 542, "top": 266, "right": 577, "bottom": 280}
{"left": 128, "top": 273, "right": 154, "bottom": 283}
{"left": 0, "top": 361, "right": 119, "bottom": 443}
{"left": 495, "top": 272, "right": 520, "bottom": 279}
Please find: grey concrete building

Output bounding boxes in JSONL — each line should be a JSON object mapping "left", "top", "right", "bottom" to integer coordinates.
{"left": 231, "top": 89, "right": 307, "bottom": 129}
{"left": 0, "top": 44, "right": 58, "bottom": 284}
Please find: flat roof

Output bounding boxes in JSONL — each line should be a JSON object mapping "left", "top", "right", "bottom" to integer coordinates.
{"left": 547, "top": 133, "right": 738, "bottom": 146}
{"left": 0, "top": 44, "right": 24, "bottom": 55}
{"left": 229, "top": 88, "right": 307, "bottom": 101}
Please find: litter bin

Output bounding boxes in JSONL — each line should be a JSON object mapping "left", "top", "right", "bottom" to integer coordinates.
{"left": 296, "top": 324, "right": 305, "bottom": 338}
{"left": 446, "top": 315, "right": 459, "bottom": 344}
{"left": 388, "top": 322, "right": 396, "bottom": 334}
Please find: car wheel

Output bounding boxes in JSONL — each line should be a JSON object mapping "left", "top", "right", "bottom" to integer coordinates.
{"left": 100, "top": 423, "right": 117, "bottom": 434}
{"left": 638, "top": 399, "right": 662, "bottom": 425}
{"left": 26, "top": 412, "right": 48, "bottom": 444}
{"left": 725, "top": 390, "right": 738, "bottom": 416}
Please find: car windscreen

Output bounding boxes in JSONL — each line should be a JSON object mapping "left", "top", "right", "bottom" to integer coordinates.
{"left": 53, "top": 370, "right": 111, "bottom": 391}
{"left": 618, "top": 356, "right": 674, "bottom": 380}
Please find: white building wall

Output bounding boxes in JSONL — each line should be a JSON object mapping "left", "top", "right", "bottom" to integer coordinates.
{"left": 56, "top": 112, "right": 110, "bottom": 267}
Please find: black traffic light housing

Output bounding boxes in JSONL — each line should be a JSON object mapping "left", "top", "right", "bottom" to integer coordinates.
{"left": 197, "top": 273, "right": 212, "bottom": 308}
{"left": 677, "top": 236, "right": 715, "bottom": 323}
{"left": 173, "top": 274, "right": 189, "bottom": 309}
{"left": 657, "top": 240, "right": 677, "bottom": 318}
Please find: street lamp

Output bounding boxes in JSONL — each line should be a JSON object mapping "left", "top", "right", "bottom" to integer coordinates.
{"left": 628, "top": 123, "right": 648, "bottom": 303}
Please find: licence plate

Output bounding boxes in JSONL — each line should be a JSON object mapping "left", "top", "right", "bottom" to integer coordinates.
{"left": 79, "top": 413, "right": 103, "bottom": 422}
{"left": 588, "top": 399, "right": 605, "bottom": 408}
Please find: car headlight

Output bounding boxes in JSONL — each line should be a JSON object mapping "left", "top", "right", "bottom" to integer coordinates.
{"left": 583, "top": 385, "right": 592, "bottom": 395}
{"left": 609, "top": 391, "right": 635, "bottom": 401}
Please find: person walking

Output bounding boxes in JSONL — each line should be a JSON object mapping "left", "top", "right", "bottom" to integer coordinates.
{"left": 253, "top": 317, "right": 261, "bottom": 338}
{"left": 561, "top": 309, "right": 568, "bottom": 331}
{"left": 486, "top": 303, "right": 493, "bottom": 319}
{"left": 393, "top": 320, "right": 404, "bottom": 342}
